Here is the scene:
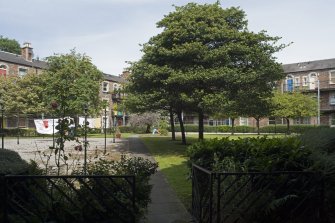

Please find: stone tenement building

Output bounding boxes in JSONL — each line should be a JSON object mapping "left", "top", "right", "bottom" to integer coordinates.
{"left": 0, "top": 42, "right": 48, "bottom": 77}
{"left": 0, "top": 43, "right": 127, "bottom": 129}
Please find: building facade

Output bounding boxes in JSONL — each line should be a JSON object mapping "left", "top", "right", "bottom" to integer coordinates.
{"left": 1, "top": 43, "right": 127, "bottom": 129}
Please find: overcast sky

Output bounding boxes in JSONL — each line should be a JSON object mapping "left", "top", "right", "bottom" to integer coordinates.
{"left": 1, "top": 0, "right": 334, "bottom": 75}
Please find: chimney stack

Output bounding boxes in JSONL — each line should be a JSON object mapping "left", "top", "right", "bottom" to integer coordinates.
{"left": 21, "top": 42, "right": 33, "bottom": 62}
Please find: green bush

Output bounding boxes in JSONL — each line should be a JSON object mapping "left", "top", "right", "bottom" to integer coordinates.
{"left": 187, "top": 136, "right": 309, "bottom": 172}
{"left": 0, "top": 149, "right": 29, "bottom": 175}
{"left": 259, "top": 124, "right": 329, "bottom": 134}
{"left": 87, "top": 155, "right": 158, "bottom": 221}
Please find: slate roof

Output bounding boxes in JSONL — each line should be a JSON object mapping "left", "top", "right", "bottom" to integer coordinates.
{"left": 103, "top": 73, "right": 126, "bottom": 83}
{"left": 283, "top": 58, "right": 335, "bottom": 73}
{"left": 0, "top": 50, "right": 48, "bottom": 69}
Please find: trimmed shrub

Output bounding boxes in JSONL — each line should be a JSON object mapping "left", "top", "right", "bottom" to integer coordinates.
{"left": 187, "top": 136, "right": 310, "bottom": 172}
{"left": 0, "top": 149, "right": 29, "bottom": 175}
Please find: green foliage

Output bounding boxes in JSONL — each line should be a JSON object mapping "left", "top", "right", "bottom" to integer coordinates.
{"left": 187, "top": 136, "right": 310, "bottom": 172}
{"left": 118, "top": 126, "right": 147, "bottom": 134}
{"left": 0, "top": 36, "right": 21, "bottom": 54}
{"left": 0, "top": 149, "right": 29, "bottom": 174}
{"left": 42, "top": 49, "right": 103, "bottom": 117}
{"left": 88, "top": 155, "right": 158, "bottom": 220}
{"left": 259, "top": 124, "right": 329, "bottom": 134}
{"left": 127, "top": 2, "right": 286, "bottom": 141}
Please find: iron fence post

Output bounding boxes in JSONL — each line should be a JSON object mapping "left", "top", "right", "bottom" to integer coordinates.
{"left": 216, "top": 174, "right": 221, "bottom": 223}
{"left": 209, "top": 172, "right": 214, "bottom": 223}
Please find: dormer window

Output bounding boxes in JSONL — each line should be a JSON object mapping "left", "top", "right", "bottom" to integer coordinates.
{"left": 102, "top": 81, "right": 109, "bottom": 93}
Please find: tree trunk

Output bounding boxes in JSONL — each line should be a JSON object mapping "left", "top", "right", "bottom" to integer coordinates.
{"left": 169, "top": 108, "right": 176, "bottom": 141}
{"left": 198, "top": 110, "right": 204, "bottom": 141}
{"left": 146, "top": 124, "right": 151, "bottom": 133}
{"left": 231, "top": 118, "right": 235, "bottom": 135}
{"left": 256, "top": 117, "right": 260, "bottom": 135}
{"left": 286, "top": 118, "right": 290, "bottom": 135}
{"left": 177, "top": 110, "right": 186, "bottom": 145}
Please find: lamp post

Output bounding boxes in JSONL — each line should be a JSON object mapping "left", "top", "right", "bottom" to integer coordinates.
{"left": 103, "top": 108, "right": 107, "bottom": 152}
{"left": 0, "top": 102, "right": 4, "bottom": 149}
{"left": 16, "top": 114, "right": 19, "bottom": 145}
{"left": 51, "top": 101, "right": 58, "bottom": 149}
{"left": 317, "top": 79, "right": 320, "bottom": 125}
{"left": 112, "top": 112, "right": 115, "bottom": 143}
{"left": 83, "top": 104, "right": 88, "bottom": 175}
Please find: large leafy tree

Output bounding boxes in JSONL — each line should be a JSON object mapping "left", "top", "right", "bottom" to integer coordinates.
{"left": 42, "top": 50, "right": 103, "bottom": 118}
{"left": 0, "top": 36, "right": 21, "bottom": 54}
{"left": 272, "top": 91, "right": 318, "bottom": 133}
{"left": 0, "top": 73, "right": 47, "bottom": 117}
{"left": 128, "top": 3, "right": 285, "bottom": 142}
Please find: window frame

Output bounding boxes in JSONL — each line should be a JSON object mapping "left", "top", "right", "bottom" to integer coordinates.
{"left": 329, "top": 92, "right": 335, "bottom": 105}
{"left": 18, "top": 66, "right": 28, "bottom": 77}
{"left": 0, "top": 64, "right": 8, "bottom": 77}
{"left": 329, "top": 70, "right": 335, "bottom": 84}
{"left": 102, "top": 81, "right": 109, "bottom": 93}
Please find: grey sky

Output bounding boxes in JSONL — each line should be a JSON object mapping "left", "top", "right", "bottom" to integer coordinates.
{"left": 1, "top": 0, "right": 334, "bottom": 75}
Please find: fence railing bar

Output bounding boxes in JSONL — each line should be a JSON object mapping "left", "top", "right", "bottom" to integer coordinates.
{"left": 94, "top": 178, "right": 134, "bottom": 215}
{"left": 62, "top": 178, "right": 106, "bottom": 219}
{"left": 77, "top": 178, "right": 130, "bottom": 223}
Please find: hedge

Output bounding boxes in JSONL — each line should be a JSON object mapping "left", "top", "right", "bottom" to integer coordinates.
{"left": 170, "top": 124, "right": 328, "bottom": 134}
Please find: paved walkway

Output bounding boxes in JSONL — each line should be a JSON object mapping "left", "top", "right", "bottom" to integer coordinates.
{"left": 127, "top": 137, "right": 193, "bottom": 223}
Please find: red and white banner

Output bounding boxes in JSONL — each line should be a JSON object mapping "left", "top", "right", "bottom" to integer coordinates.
{"left": 34, "top": 119, "right": 58, "bottom": 134}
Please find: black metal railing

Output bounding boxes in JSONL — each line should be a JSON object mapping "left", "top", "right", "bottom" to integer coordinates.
{"left": 192, "top": 164, "right": 324, "bottom": 223}
{"left": 0, "top": 175, "right": 136, "bottom": 223}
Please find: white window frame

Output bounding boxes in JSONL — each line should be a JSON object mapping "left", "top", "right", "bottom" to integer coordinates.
{"left": 329, "top": 70, "right": 335, "bottom": 84}
{"left": 294, "top": 76, "right": 300, "bottom": 87}
{"left": 113, "top": 83, "right": 119, "bottom": 91}
{"left": 18, "top": 67, "right": 28, "bottom": 77}
{"left": 330, "top": 92, "right": 335, "bottom": 105}
{"left": 331, "top": 113, "right": 335, "bottom": 127}
{"left": 102, "top": 81, "right": 109, "bottom": 93}
{"left": 239, "top": 117, "right": 248, "bottom": 126}
{"left": 302, "top": 76, "right": 308, "bottom": 86}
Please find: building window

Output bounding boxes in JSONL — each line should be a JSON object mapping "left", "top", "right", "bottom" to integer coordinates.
{"left": 302, "top": 76, "right": 308, "bottom": 86}
{"left": 102, "top": 82, "right": 109, "bottom": 93}
{"left": 329, "top": 70, "right": 335, "bottom": 84}
{"left": 18, "top": 67, "right": 28, "bottom": 77}
{"left": 331, "top": 114, "right": 335, "bottom": 126}
{"left": 0, "top": 64, "right": 7, "bottom": 77}
{"left": 240, "top": 117, "right": 248, "bottom": 126}
{"left": 113, "top": 83, "right": 119, "bottom": 91}
{"left": 286, "top": 75, "right": 293, "bottom": 92}
{"left": 294, "top": 117, "right": 311, "bottom": 125}
{"left": 268, "top": 117, "right": 276, "bottom": 125}
{"left": 309, "top": 72, "right": 317, "bottom": 90}
{"left": 330, "top": 92, "right": 335, "bottom": 105}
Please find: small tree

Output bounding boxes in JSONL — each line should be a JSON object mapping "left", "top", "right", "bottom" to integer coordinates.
{"left": 272, "top": 91, "right": 318, "bottom": 134}
{"left": 128, "top": 112, "right": 160, "bottom": 133}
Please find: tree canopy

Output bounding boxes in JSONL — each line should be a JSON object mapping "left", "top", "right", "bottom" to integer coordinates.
{"left": 42, "top": 50, "right": 103, "bottom": 117}
{"left": 0, "top": 36, "right": 21, "bottom": 54}
{"left": 272, "top": 91, "right": 318, "bottom": 133}
{"left": 127, "top": 3, "right": 286, "bottom": 143}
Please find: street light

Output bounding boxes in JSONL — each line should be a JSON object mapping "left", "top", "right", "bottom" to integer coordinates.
{"left": 0, "top": 101, "right": 4, "bottom": 149}
{"left": 83, "top": 103, "right": 88, "bottom": 175}
{"left": 104, "top": 107, "right": 107, "bottom": 154}
{"left": 51, "top": 101, "right": 58, "bottom": 149}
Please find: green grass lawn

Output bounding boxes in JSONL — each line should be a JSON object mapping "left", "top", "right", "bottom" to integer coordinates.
{"left": 140, "top": 133, "right": 285, "bottom": 210}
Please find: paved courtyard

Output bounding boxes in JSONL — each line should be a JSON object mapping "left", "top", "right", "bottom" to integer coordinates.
{"left": 3, "top": 137, "right": 128, "bottom": 173}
